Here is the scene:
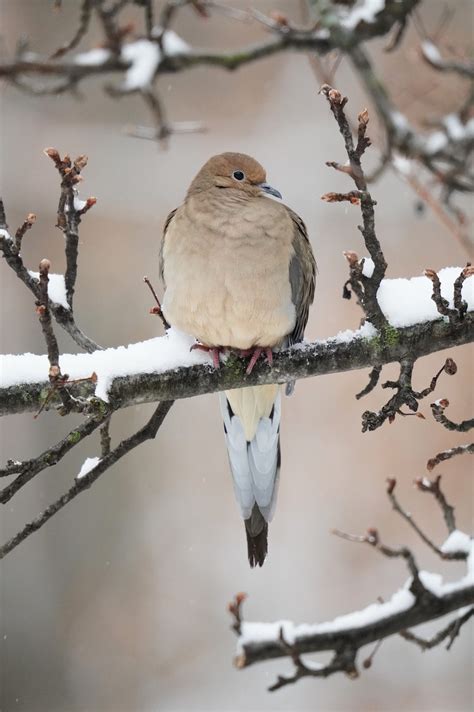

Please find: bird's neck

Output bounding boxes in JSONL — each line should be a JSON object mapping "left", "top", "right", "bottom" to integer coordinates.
{"left": 186, "top": 188, "right": 251, "bottom": 216}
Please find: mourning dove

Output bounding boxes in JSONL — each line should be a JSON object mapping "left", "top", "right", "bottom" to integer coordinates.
{"left": 160, "top": 153, "right": 316, "bottom": 567}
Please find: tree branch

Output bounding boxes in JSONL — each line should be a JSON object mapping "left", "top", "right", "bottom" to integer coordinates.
{"left": 231, "top": 475, "right": 473, "bottom": 689}
{"left": 1, "top": 313, "right": 473, "bottom": 417}
{"left": 0, "top": 399, "right": 173, "bottom": 559}
{"left": 234, "top": 579, "right": 473, "bottom": 672}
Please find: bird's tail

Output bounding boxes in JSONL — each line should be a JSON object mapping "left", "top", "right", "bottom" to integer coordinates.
{"left": 219, "top": 385, "right": 281, "bottom": 568}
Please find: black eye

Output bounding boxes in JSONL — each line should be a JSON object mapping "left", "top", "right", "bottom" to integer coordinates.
{"left": 232, "top": 170, "right": 245, "bottom": 181}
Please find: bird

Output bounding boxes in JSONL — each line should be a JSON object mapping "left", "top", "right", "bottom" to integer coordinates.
{"left": 159, "top": 152, "right": 316, "bottom": 567}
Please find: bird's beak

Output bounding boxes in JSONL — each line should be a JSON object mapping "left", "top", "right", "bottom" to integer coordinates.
{"left": 258, "top": 182, "right": 282, "bottom": 200}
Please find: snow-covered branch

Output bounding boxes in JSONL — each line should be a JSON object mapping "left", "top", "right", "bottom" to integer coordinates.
{"left": 230, "top": 479, "right": 474, "bottom": 690}
{"left": 1, "top": 309, "right": 473, "bottom": 417}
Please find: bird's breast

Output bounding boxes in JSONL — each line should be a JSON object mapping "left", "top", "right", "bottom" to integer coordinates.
{"left": 162, "top": 201, "right": 296, "bottom": 349}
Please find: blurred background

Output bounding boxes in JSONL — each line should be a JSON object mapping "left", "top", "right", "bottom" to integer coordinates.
{"left": 0, "top": 1, "right": 473, "bottom": 710}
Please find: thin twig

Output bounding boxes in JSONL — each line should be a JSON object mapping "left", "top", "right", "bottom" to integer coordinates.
{"left": 50, "top": 0, "right": 94, "bottom": 59}
{"left": 144, "top": 275, "right": 170, "bottom": 329}
{"left": 0, "top": 400, "right": 174, "bottom": 559}
{"left": 14, "top": 213, "right": 36, "bottom": 253}
{"left": 415, "top": 476, "right": 457, "bottom": 534}
{"left": 100, "top": 418, "right": 112, "bottom": 457}
{"left": 0, "top": 408, "right": 110, "bottom": 502}
{"left": 320, "top": 84, "right": 388, "bottom": 329}
{"left": 430, "top": 399, "right": 474, "bottom": 432}
{"left": 386, "top": 478, "right": 466, "bottom": 560}
{"left": 427, "top": 443, "right": 474, "bottom": 472}
{"left": 356, "top": 365, "right": 382, "bottom": 400}
{"left": 400, "top": 607, "right": 474, "bottom": 650}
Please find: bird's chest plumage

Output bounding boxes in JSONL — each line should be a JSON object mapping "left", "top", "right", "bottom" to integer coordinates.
{"left": 162, "top": 197, "right": 296, "bottom": 349}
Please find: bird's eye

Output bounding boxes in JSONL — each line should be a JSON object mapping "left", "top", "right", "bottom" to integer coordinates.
{"left": 232, "top": 170, "right": 245, "bottom": 181}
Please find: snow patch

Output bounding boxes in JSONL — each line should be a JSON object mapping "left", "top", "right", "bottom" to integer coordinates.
{"left": 28, "top": 271, "right": 69, "bottom": 310}
{"left": 441, "top": 530, "right": 472, "bottom": 555}
{"left": 443, "top": 114, "right": 467, "bottom": 141}
{"left": 376, "top": 267, "right": 474, "bottom": 328}
{"left": 121, "top": 39, "right": 161, "bottom": 90}
{"left": 75, "top": 48, "right": 111, "bottom": 66}
{"left": 74, "top": 196, "right": 87, "bottom": 211}
{"left": 424, "top": 131, "right": 448, "bottom": 154}
{"left": 237, "top": 583, "right": 415, "bottom": 653}
{"left": 77, "top": 456, "right": 101, "bottom": 480}
{"left": 390, "top": 111, "right": 410, "bottom": 134}
{"left": 121, "top": 33, "right": 189, "bottom": 90}
{"left": 0, "top": 328, "right": 210, "bottom": 401}
{"left": 341, "top": 0, "right": 385, "bottom": 29}
{"left": 421, "top": 40, "right": 442, "bottom": 64}
{"left": 360, "top": 257, "right": 375, "bottom": 278}
{"left": 392, "top": 153, "right": 413, "bottom": 176}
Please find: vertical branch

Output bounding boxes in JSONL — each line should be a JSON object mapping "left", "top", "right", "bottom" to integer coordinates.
{"left": 44, "top": 149, "right": 94, "bottom": 311}
{"left": 0, "top": 400, "right": 174, "bottom": 559}
{"left": 320, "top": 85, "right": 388, "bottom": 329}
{"left": 0, "top": 197, "right": 9, "bottom": 230}
{"left": 36, "top": 259, "right": 60, "bottom": 378}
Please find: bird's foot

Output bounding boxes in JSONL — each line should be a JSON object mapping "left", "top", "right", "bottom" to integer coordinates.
{"left": 190, "top": 342, "right": 223, "bottom": 368}
{"left": 237, "top": 347, "right": 274, "bottom": 375}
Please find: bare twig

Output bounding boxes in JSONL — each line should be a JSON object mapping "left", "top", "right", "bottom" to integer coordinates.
{"left": 356, "top": 365, "right": 382, "bottom": 400}
{"left": 144, "top": 275, "right": 170, "bottom": 329}
{"left": 332, "top": 526, "right": 428, "bottom": 597}
{"left": 420, "top": 40, "right": 474, "bottom": 79}
{"left": 0, "top": 407, "right": 110, "bottom": 502}
{"left": 430, "top": 399, "right": 474, "bottom": 433}
{"left": 427, "top": 443, "right": 474, "bottom": 472}
{"left": 415, "top": 476, "right": 457, "bottom": 534}
{"left": 0, "top": 197, "right": 8, "bottom": 230}
{"left": 99, "top": 418, "right": 112, "bottom": 457}
{"left": 386, "top": 478, "right": 466, "bottom": 560}
{"left": 400, "top": 607, "right": 474, "bottom": 651}
{"left": 14, "top": 213, "right": 36, "bottom": 253}
{"left": 228, "top": 592, "right": 246, "bottom": 635}
{"left": 0, "top": 400, "right": 174, "bottom": 559}
{"left": 267, "top": 629, "right": 357, "bottom": 691}
{"left": 50, "top": 0, "right": 94, "bottom": 59}
{"left": 320, "top": 84, "right": 387, "bottom": 329}
{"left": 361, "top": 357, "right": 458, "bottom": 432}
{"left": 36, "top": 259, "right": 60, "bottom": 376}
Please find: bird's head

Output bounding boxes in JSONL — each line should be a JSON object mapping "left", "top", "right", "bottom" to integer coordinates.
{"left": 187, "top": 152, "right": 282, "bottom": 200}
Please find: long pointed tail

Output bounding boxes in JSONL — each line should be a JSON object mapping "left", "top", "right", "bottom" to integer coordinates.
{"left": 220, "top": 386, "right": 281, "bottom": 567}
{"left": 245, "top": 504, "right": 269, "bottom": 568}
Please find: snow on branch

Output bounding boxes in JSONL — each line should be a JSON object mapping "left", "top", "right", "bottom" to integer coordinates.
{"left": 0, "top": 277, "right": 473, "bottom": 414}
{"left": 229, "top": 478, "right": 474, "bottom": 691}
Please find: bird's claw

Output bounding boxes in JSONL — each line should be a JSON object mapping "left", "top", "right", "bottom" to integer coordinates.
{"left": 240, "top": 347, "right": 274, "bottom": 375}
{"left": 190, "top": 342, "right": 222, "bottom": 368}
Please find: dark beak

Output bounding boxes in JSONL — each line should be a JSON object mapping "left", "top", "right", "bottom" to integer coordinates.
{"left": 258, "top": 182, "right": 282, "bottom": 200}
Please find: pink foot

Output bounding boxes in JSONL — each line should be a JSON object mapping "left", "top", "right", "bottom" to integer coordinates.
{"left": 243, "top": 347, "right": 274, "bottom": 375}
{"left": 190, "top": 343, "right": 222, "bottom": 368}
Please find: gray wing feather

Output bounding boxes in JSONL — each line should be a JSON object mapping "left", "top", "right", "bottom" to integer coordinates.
{"left": 286, "top": 207, "right": 316, "bottom": 346}
{"left": 285, "top": 208, "right": 316, "bottom": 394}
{"left": 159, "top": 207, "right": 178, "bottom": 285}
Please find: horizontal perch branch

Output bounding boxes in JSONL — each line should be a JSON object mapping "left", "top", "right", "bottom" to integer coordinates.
{"left": 236, "top": 584, "right": 474, "bottom": 669}
{"left": 0, "top": 0, "right": 420, "bottom": 80}
{"left": 1, "top": 313, "right": 473, "bottom": 416}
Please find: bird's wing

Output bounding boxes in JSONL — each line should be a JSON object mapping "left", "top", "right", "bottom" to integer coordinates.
{"left": 159, "top": 207, "right": 178, "bottom": 285}
{"left": 286, "top": 207, "right": 316, "bottom": 345}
